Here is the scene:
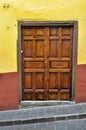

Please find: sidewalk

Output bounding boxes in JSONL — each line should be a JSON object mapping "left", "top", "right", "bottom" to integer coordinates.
{"left": 0, "top": 103, "right": 86, "bottom": 126}
{"left": 0, "top": 119, "right": 86, "bottom": 130}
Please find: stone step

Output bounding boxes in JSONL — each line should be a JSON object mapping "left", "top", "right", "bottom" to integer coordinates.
{"left": 19, "top": 101, "right": 75, "bottom": 108}
{"left": 0, "top": 103, "right": 86, "bottom": 126}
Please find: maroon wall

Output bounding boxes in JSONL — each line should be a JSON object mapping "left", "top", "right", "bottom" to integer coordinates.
{"left": 76, "top": 64, "right": 86, "bottom": 103}
{"left": 0, "top": 64, "right": 86, "bottom": 110}
{"left": 0, "top": 72, "right": 19, "bottom": 110}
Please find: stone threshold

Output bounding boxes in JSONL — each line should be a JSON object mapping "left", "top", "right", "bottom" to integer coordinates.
{"left": 19, "top": 100, "right": 75, "bottom": 108}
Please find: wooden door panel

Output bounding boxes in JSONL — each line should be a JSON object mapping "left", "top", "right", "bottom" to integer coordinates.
{"left": 49, "top": 40, "right": 58, "bottom": 57}
{"left": 23, "top": 92, "right": 33, "bottom": 100}
{"left": 36, "top": 93, "right": 44, "bottom": 100}
{"left": 24, "top": 41, "right": 33, "bottom": 57}
{"left": 22, "top": 27, "right": 33, "bottom": 36}
{"left": 36, "top": 72, "right": 44, "bottom": 89}
{"left": 61, "top": 40, "right": 72, "bottom": 57}
{"left": 49, "top": 93, "right": 59, "bottom": 100}
{"left": 24, "top": 62, "right": 44, "bottom": 69}
{"left": 50, "top": 61, "right": 69, "bottom": 69}
{"left": 60, "top": 92, "right": 70, "bottom": 100}
{"left": 21, "top": 25, "right": 74, "bottom": 101}
{"left": 24, "top": 72, "right": 32, "bottom": 89}
{"left": 23, "top": 72, "right": 45, "bottom": 100}
{"left": 35, "top": 27, "right": 45, "bottom": 37}
{"left": 49, "top": 72, "right": 59, "bottom": 89}
{"left": 49, "top": 27, "right": 59, "bottom": 36}
{"left": 61, "top": 27, "right": 72, "bottom": 36}
{"left": 22, "top": 28, "right": 33, "bottom": 40}
{"left": 61, "top": 73, "right": 71, "bottom": 89}
{"left": 35, "top": 40, "right": 44, "bottom": 57}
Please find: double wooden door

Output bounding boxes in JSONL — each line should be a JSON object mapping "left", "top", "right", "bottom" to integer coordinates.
{"left": 20, "top": 22, "right": 77, "bottom": 101}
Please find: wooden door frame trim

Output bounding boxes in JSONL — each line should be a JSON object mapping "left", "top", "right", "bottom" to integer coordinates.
{"left": 17, "top": 21, "right": 78, "bottom": 102}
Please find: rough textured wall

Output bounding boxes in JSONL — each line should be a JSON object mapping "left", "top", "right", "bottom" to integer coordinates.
{"left": 0, "top": 0, "right": 86, "bottom": 73}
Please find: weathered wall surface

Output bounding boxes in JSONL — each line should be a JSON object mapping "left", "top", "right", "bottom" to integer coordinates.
{"left": 0, "top": 0, "right": 86, "bottom": 73}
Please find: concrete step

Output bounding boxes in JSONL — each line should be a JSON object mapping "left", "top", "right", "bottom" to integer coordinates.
{"left": 0, "top": 103, "right": 86, "bottom": 126}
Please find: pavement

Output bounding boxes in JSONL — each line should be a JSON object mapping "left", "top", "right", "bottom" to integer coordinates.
{"left": 0, "top": 118, "right": 86, "bottom": 130}
{"left": 0, "top": 103, "right": 86, "bottom": 130}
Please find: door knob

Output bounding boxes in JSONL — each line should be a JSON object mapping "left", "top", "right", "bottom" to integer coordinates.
{"left": 21, "top": 50, "right": 23, "bottom": 53}
{"left": 45, "top": 61, "right": 47, "bottom": 64}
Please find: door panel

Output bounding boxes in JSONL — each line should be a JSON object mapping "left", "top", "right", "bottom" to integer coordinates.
{"left": 21, "top": 25, "right": 73, "bottom": 101}
{"left": 49, "top": 72, "right": 59, "bottom": 89}
{"left": 24, "top": 73, "right": 32, "bottom": 89}
{"left": 35, "top": 40, "right": 44, "bottom": 57}
{"left": 61, "top": 40, "right": 72, "bottom": 57}
{"left": 24, "top": 62, "right": 44, "bottom": 69}
{"left": 50, "top": 61, "right": 69, "bottom": 69}
{"left": 61, "top": 73, "right": 71, "bottom": 89}
{"left": 24, "top": 41, "right": 32, "bottom": 57}
{"left": 49, "top": 27, "right": 59, "bottom": 36}
{"left": 49, "top": 40, "right": 58, "bottom": 57}
{"left": 36, "top": 72, "right": 44, "bottom": 89}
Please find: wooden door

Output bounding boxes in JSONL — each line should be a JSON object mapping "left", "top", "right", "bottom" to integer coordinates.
{"left": 20, "top": 22, "right": 77, "bottom": 101}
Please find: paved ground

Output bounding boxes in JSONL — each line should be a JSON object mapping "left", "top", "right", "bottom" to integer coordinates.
{"left": 0, "top": 119, "right": 86, "bottom": 130}
{"left": 0, "top": 103, "right": 86, "bottom": 129}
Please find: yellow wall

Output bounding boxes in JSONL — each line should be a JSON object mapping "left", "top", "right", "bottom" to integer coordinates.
{"left": 0, "top": 0, "right": 86, "bottom": 73}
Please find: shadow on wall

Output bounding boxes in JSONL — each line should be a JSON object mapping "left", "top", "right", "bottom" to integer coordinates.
{"left": 0, "top": 64, "right": 86, "bottom": 110}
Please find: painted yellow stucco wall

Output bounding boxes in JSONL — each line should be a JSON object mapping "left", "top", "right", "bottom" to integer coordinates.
{"left": 0, "top": 0, "right": 86, "bottom": 73}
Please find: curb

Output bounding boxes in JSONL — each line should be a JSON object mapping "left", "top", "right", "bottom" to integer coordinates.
{"left": 0, "top": 113, "right": 86, "bottom": 126}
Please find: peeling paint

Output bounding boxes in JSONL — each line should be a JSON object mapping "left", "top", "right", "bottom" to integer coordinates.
{"left": 0, "top": 0, "right": 86, "bottom": 73}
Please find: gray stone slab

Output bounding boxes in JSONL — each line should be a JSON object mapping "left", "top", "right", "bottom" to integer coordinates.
{"left": 13, "top": 110, "right": 25, "bottom": 120}
{"left": 0, "top": 124, "right": 36, "bottom": 130}
{"left": 45, "top": 106, "right": 55, "bottom": 116}
{"left": 38, "top": 107, "right": 46, "bottom": 117}
{"left": 64, "top": 119, "right": 78, "bottom": 130}
{"left": 0, "top": 119, "right": 86, "bottom": 130}
{"left": 28, "top": 108, "right": 39, "bottom": 118}
{"left": 56, "top": 106, "right": 70, "bottom": 115}
{"left": 20, "top": 109, "right": 32, "bottom": 119}
{"left": 48, "top": 121, "right": 56, "bottom": 127}
{"left": 75, "top": 104, "right": 85, "bottom": 113}
{"left": 82, "top": 103, "right": 86, "bottom": 112}
{"left": 55, "top": 123, "right": 67, "bottom": 130}
{"left": 75, "top": 119, "right": 86, "bottom": 130}
{"left": 42, "top": 125, "right": 56, "bottom": 130}
{"left": 68, "top": 106, "right": 77, "bottom": 114}
{"left": 5, "top": 111, "right": 17, "bottom": 121}
{"left": 36, "top": 122, "right": 48, "bottom": 129}
{"left": 0, "top": 112, "right": 9, "bottom": 121}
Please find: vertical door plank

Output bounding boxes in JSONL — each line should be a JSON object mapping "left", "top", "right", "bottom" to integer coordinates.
{"left": 32, "top": 72, "right": 36, "bottom": 100}
{"left": 58, "top": 27, "right": 62, "bottom": 58}
{"left": 44, "top": 27, "right": 49, "bottom": 100}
